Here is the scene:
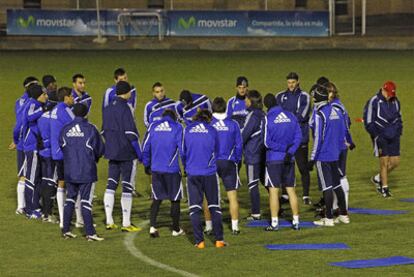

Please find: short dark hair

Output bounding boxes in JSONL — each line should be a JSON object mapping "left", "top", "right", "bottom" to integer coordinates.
{"left": 72, "top": 103, "right": 88, "bottom": 118}
{"left": 152, "top": 82, "right": 163, "bottom": 90}
{"left": 57, "top": 87, "right": 72, "bottom": 102}
{"left": 179, "top": 90, "right": 192, "bottom": 105}
{"left": 212, "top": 97, "right": 226, "bottom": 113}
{"left": 193, "top": 109, "right": 212, "bottom": 123}
{"left": 23, "top": 76, "right": 38, "bottom": 88}
{"left": 286, "top": 72, "right": 299, "bottom": 80}
{"left": 263, "top": 94, "right": 277, "bottom": 110}
{"left": 316, "top": 76, "right": 329, "bottom": 86}
{"left": 72, "top": 73, "right": 84, "bottom": 83}
{"left": 162, "top": 109, "right": 177, "bottom": 121}
{"left": 42, "top": 74, "right": 56, "bottom": 88}
{"left": 247, "top": 90, "right": 263, "bottom": 110}
{"left": 114, "top": 68, "right": 126, "bottom": 80}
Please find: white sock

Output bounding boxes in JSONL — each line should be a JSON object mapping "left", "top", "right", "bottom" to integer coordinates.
{"left": 121, "top": 192, "right": 132, "bottom": 227}
{"left": 271, "top": 217, "right": 278, "bottom": 227}
{"left": 104, "top": 189, "right": 115, "bottom": 225}
{"left": 17, "top": 180, "right": 25, "bottom": 210}
{"left": 332, "top": 193, "right": 339, "bottom": 210}
{"left": 282, "top": 194, "right": 289, "bottom": 200}
{"left": 150, "top": 226, "right": 157, "bottom": 233}
{"left": 293, "top": 215, "right": 300, "bottom": 224}
{"left": 374, "top": 174, "right": 380, "bottom": 183}
{"left": 57, "top": 188, "right": 66, "bottom": 227}
{"left": 205, "top": 220, "right": 212, "bottom": 231}
{"left": 75, "top": 194, "right": 83, "bottom": 224}
{"left": 231, "top": 219, "right": 239, "bottom": 231}
{"left": 341, "top": 177, "right": 350, "bottom": 209}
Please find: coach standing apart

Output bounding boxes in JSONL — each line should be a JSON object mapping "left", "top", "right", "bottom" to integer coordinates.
{"left": 102, "top": 81, "right": 142, "bottom": 232}
{"left": 363, "top": 81, "right": 402, "bottom": 198}
{"left": 276, "top": 72, "right": 311, "bottom": 205}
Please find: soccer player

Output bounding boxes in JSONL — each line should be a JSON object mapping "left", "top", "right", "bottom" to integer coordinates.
{"left": 205, "top": 97, "right": 242, "bottom": 235}
{"left": 10, "top": 76, "right": 39, "bottom": 215}
{"left": 50, "top": 87, "right": 76, "bottom": 227}
{"left": 42, "top": 74, "right": 58, "bottom": 110}
{"left": 142, "top": 109, "right": 185, "bottom": 238}
{"left": 226, "top": 76, "right": 249, "bottom": 128}
{"left": 176, "top": 90, "right": 211, "bottom": 124}
{"left": 102, "top": 68, "right": 137, "bottom": 112}
{"left": 182, "top": 110, "right": 226, "bottom": 249}
{"left": 328, "top": 82, "right": 355, "bottom": 211}
{"left": 276, "top": 72, "right": 312, "bottom": 205}
{"left": 60, "top": 103, "right": 105, "bottom": 241}
{"left": 242, "top": 90, "right": 265, "bottom": 220}
{"left": 102, "top": 81, "right": 142, "bottom": 232}
{"left": 143, "top": 82, "right": 177, "bottom": 128}
{"left": 263, "top": 94, "right": 302, "bottom": 231}
{"left": 308, "top": 84, "right": 349, "bottom": 226}
{"left": 363, "top": 81, "right": 402, "bottom": 198}
{"left": 21, "top": 84, "right": 48, "bottom": 218}
{"left": 72, "top": 73, "right": 92, "bottom": 113}
{"left": 37, "top": 90, "right": 59, "bottom": 223}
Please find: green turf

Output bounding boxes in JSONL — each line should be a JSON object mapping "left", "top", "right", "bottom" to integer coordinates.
{"left": 0, "top": 50, "right": 413, "bottom": 276}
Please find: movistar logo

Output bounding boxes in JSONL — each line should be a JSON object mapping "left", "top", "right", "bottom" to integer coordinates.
{"left": 178, "top": 16, "right": 196, "bottom": 29}
{"left": 17, "top": 16, "right": 35, "bottom": 28}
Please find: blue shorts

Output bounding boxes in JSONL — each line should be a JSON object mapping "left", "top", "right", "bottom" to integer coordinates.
{"left": 17, "top": 150, "right": 26, "bottom": 177}
{"left": 217, "top": 160, "right": 240, "bottom": 191}
{"left": 187, "top": 174, "right": 220, "bottom": 209}
{"left": 151, "top": 172, "right": 182, "bottom": 201}
{"left": 315, "top": 161, "right": 340, "bottom": 191}
{"left": 54, "top": 160, "right": 64, "bottom": 181}
{"left": 264, "top": 162, "right": 295, "bottom": 188}
{"left": 374, "top": 136, "right": 400, "bottom": 157}
{"left": 107, "top": 160, "right": 135, "bottom": 193}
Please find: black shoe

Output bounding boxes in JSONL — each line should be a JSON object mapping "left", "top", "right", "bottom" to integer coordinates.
{"left": 150, "top": 230, "right": 160, "bottom": 238}
{"left": 382, "top": 187, "right": 392, "bottom": 198}
{"left": 264, "top": 225, "right": 279, "bottom": 231}
{"left": 303, "top": 197, "right": 312, "bottom": 205}
{"left": 371, "top": 176, "right": 383, "bottom": 193}
{"left": 280, "top": 197, "right": 289, "bottom": 205}
{"left": 231, "top": 229, "right": 240, "bottom": 235}
{"left": 203, "top": 229, "right": 213, "bottom": 236}
{"left": 292, "top": 222, "right": 300, "bottom": 231}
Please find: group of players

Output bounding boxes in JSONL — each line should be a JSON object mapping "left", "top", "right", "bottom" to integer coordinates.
{"left": 10, "top": 68, "right": 402, "bottom": 248}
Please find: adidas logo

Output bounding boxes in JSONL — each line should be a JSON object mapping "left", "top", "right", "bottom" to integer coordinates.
{"left": 329, "top": 109, "right": 340, "bottom": 120}
{"left": 274, "top": 112, "right": 291, "bottom": 124}
{"left": 213, "top": 120, "right": 229, "bottom": 131}
{"left": 189, "top": 123, "right": 208, "bottom": 133}
{"left": 155, "top": 121, "right": 172, "bottom": 132}
{"left": 66, "top": 124, "right": 84, "bottom": 137}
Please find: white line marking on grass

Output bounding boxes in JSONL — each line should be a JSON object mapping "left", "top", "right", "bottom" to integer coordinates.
{"left": 124, "top": 211, "right": 198, "bottom": 277}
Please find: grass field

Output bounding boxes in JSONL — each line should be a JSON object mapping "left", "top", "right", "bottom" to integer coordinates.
{"left": 0, "top": 50, "right": 413, "bottom": 276}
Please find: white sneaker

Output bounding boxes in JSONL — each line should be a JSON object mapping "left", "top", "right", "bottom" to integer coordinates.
{"left": 334, "top": 215, "right": 350, "bottom": 224}
{"left": 86, "top": 234, "right": 104, "bottom": 241}
{"left": 313, "top": 218, "right": 335, "bottom": 227}
{"left": 75, "top": 222, "right": 96, "bottom": 228}
{"left": 15, "top": 208, "right": 25, "bottom": 215}
{"left": 172, "top": 228, "right": 185, "bottom": 237}
{"left": 63, "top": 232, "right": 77, "bottom": 239}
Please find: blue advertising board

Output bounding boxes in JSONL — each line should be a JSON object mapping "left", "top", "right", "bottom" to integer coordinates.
{"left": 7, "top": 9, "right": 329, "bottom": 37}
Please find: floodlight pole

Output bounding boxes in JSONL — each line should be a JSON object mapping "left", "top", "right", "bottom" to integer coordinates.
{"left": 93, "top": 0, "right": 107, "bottom": 44}
{"left": 265, "top": 0, "right": 268, "bottom": 11}
{"left": 329, "top": 0, "right": 334, "bottom": 36}
{"left": 76, "top": 0, "right": 79, "bottom": 10}
{"left": 170, "top": 0, "right": 174, "bottom": 10}
{"left": 362, "top": 0, "right": 366, "bottom": 35}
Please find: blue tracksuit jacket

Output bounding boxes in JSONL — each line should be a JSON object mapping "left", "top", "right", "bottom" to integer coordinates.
{"left": 143, "top": 97, "right": 177, "bottom": 128}
{"left": 102, "top": 85, "right": 137, "bottom": 112}
{"left": 22, "top": 98, "right": 44, "bottom": 152}
{"left": 241, "top": 108, "right": 265, "bottom": 165}
{"left": 226, "top": 95, "right": 248, "bottom": 128}
{"left": 13, "top": 92, "right": 30, "bottom": 150}
{"left": 211, "top": 114, "right": 242, "bottom": 163}
{"left": 72, "top": 89, "right": 92, "bottom": 114}
{"left": 175, "top": 93, "right": 212, "bottom": 125}
{"left": 50, "top": 102, "right": 75, "bottom": 160}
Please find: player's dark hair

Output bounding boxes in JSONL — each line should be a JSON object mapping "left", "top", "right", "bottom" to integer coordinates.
{"left": 162, "top": 109, "right": 177, "bottom": 121}
{"left": 247, "top": 90, "right": 263, "bottom": 110}
{"left": 179, "top": 90, "right": 192, "bottom": 105}
{"left": 212, "top": 97, "right": 226, "bottom": 113}
{"left": 57, "top": 87, "right": 72, "bottom": 102}
{"left": 23, "top": 76, "right": 38, "bottom": 88}
{"left": 114, "top": 68, "right": 126, "bottom": 80}
{"left": 152, "top": 82, "right": 163, "bottom": 90}
{"left": 316, "top": 76, "right": 329, "bottom": 86}
{"left": 42, "top": 75, "right": 56, "bottom": 88}
{"left": 73, "top": 103, "right": 88, "bottom": 118}
{"left": 263, "top": 93, "right": 277, "bottom": 110}
{"left": 72, "top": 73, "right": 84, "bottom": 83}
{"left": 193, "top": 109, "right": 212, "bottom": 123}
{"left": 286, "top": 72, "right": 299, "bottom": 80}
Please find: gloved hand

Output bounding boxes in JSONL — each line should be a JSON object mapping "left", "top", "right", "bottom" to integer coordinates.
{"left": 144, "top": 166, "right": 152, "bottom": 175}
{"left": 308, "top": 160, "right": 315, "bottom": 171}
{"left": 284, "top": 153, "right": 292, "bottom": 165}
{"left": 349, "top": 142, "right": 356, "bottom": 151}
